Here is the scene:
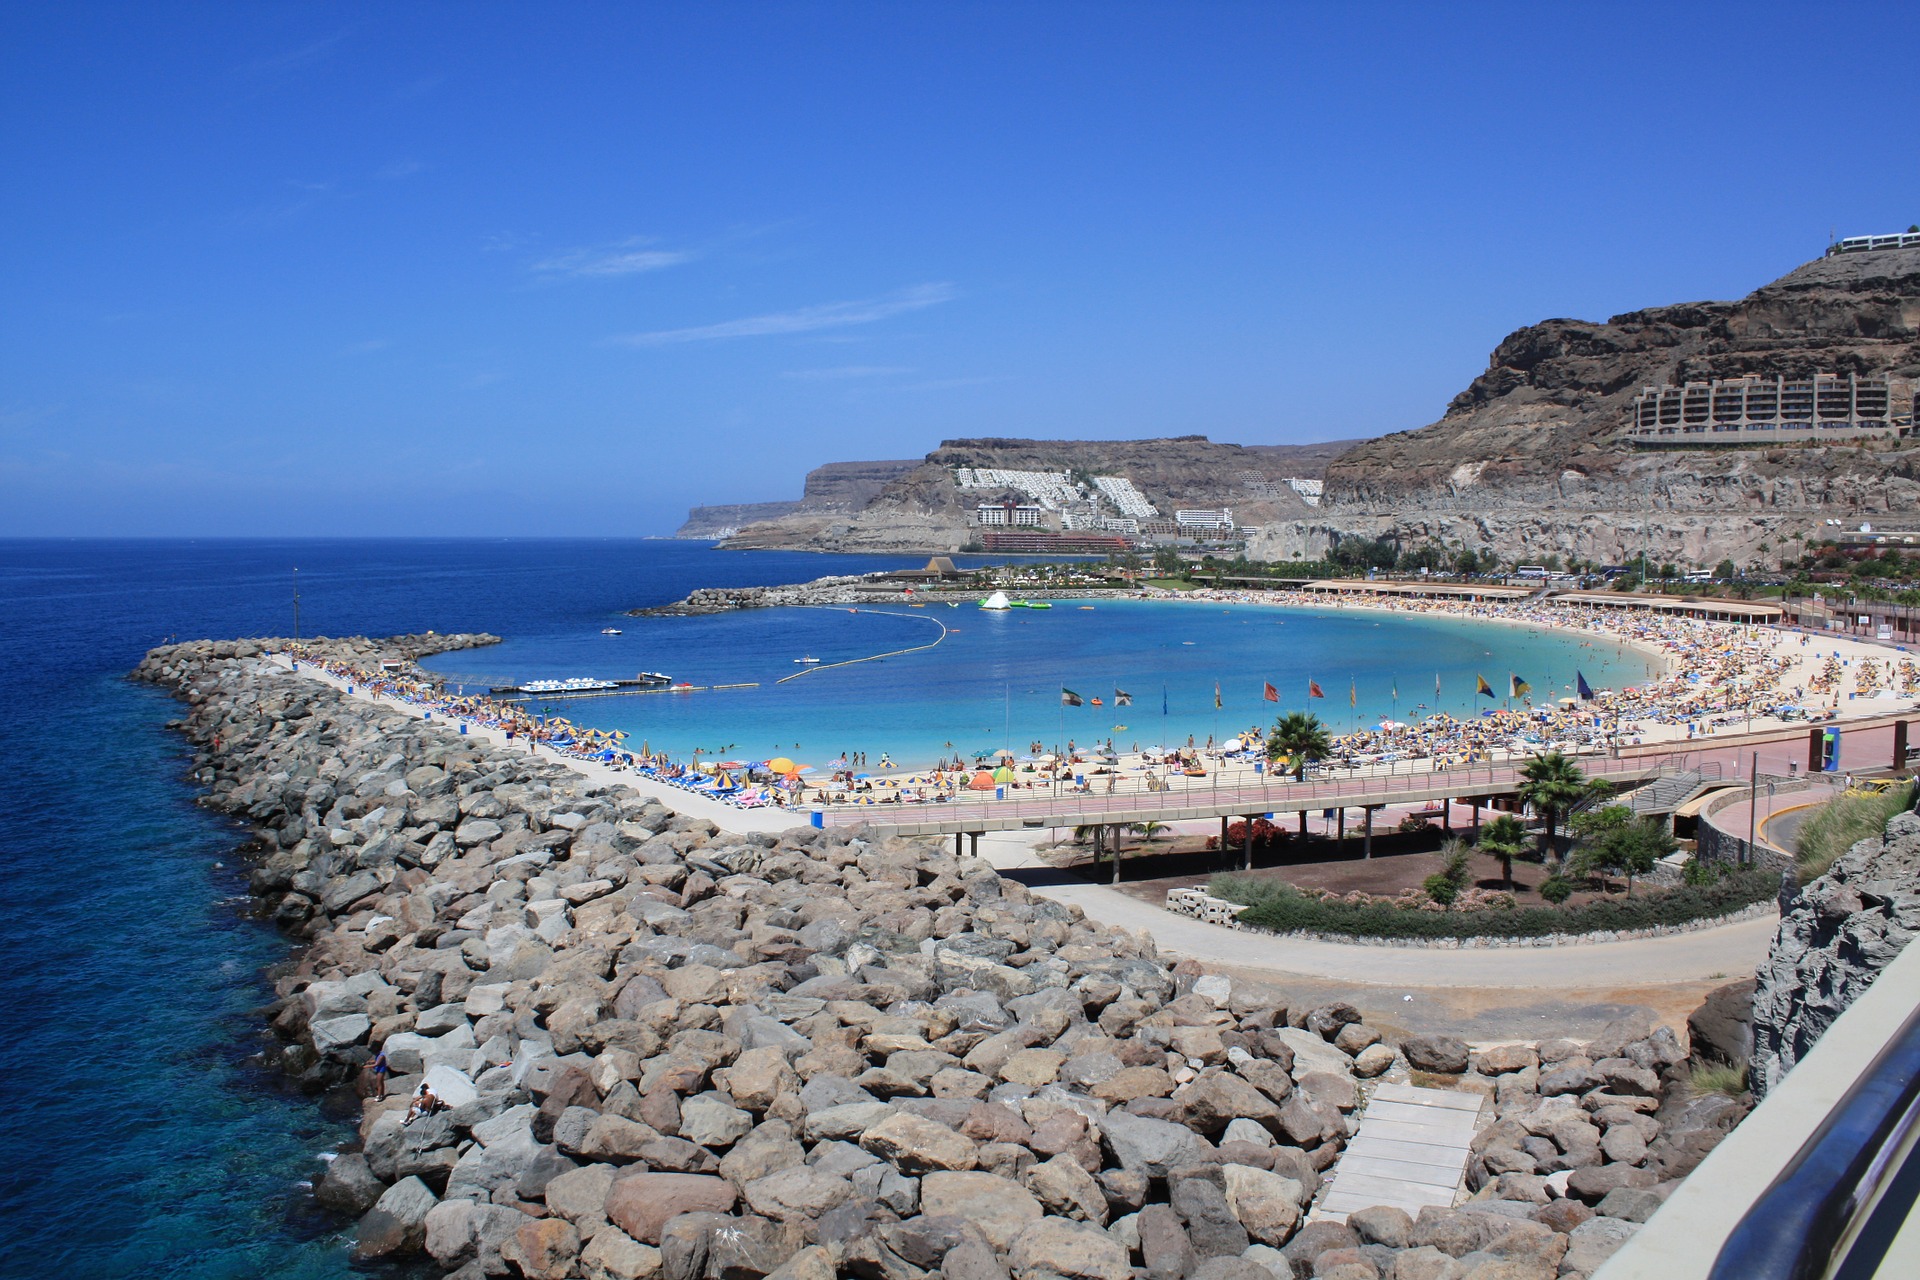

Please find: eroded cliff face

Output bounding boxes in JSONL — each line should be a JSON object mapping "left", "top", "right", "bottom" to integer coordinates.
{"left": 674, "top": 460, "right": 919, "bottom": 538}
{"left": 721, "top": 437, "right": 1358, "bottom": 553}
{"left": 1292, "top": 247, "right": 1920, "bottom": 565}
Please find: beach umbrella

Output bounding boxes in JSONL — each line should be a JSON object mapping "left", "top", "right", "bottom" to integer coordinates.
{"left": 969, "top": 771, "right": 995, "bottom": 790}
{"left": 767, "top": 756, "right": 796, "bottom": 774}
{"left": 973, "top": 749, "right": 997, "bottom": 760}
{"left": 1223, "top": 737, "right": 1244, "bottom": 752}
{"left": 994, "top": 747, "right": 1016, "bottom": 760}
{"left": 992, "top": 766, "right": 1016, "bottom": 782}
{"left": 715, "top": 760, "right": 744, "bottom": 770}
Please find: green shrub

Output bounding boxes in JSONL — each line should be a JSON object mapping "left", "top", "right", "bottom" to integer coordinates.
{"left": 1232, "top": 868, "right": 1774, "bottom": 940}
{"left": 1539, "top": 875, "right": 1574, "bottom": 905}
{"left": 1423, "top": 873, "right": 1460, "bottom": 906}
{"left": 1688, "top": 1061, "right": 1750, "bottom": 1097}
{"left": 1796, "top": 782, "right": 1914, "bottom": 883}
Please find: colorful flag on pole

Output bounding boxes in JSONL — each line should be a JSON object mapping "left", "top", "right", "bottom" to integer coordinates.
{"left": 1061, "top": 687, "right": 1083, "bottom": 706}
{"left": 1308, "top": 679, "right": 1326, "bottom": 699}
{"left": 1435, "top": 672, "right": 1442, "bottom": 699}
{"left": 1214, "top": 682, "right": 1222, "bottom": 710}
{"left": 1114, "top": 689, "right": 1133, "bottom": 706}
{"left": 1511, "top": 674, "right": 1531, "bottom": 698}
{"left": 1476, "top": 674, "right": 1494, "bottom": 697}
{"left": 1391, "top": 678, "right": 1398, "bottom": 702}
{"left": 1162, "top": 684, "right": 1168, "bottom": 716}
{"left": 1576, "top": 671, "right": 1594, "bottom": 700}
{"left": 1263, "top": 682, "right": 1279, "bottom": 702}
{"left": 1350, "top": 678, "right": 1357, "bottom": 709}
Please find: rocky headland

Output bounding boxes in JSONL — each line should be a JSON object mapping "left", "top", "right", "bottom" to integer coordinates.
{"left": 137, "top": 634, "right": 1753, "bottom": 1280}
{"left": 675, "top": 245, "right": 1920, "bottom": 568}
{"left": 704, "top": 439, "right": 1355, "bottom": 555}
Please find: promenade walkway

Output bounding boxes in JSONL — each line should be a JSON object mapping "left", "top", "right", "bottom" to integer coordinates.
{"left": 827, "top": 716, "right": 1914, "bottom": 843}
{"left": 270, "top": 655, "right": 804, "bottom": 835}
{"left": 1023, "top": 875, "right": 1779, "bottom": 987}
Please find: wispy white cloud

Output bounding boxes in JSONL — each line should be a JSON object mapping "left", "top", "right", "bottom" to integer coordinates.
{"left": 536, "top": 238, "right": 694, "bottom": 279}
{"left": 781, "top": 365, "right": 915, "bottom": 381}
{"left": 246, "top": 30, "right": 352, "bottom": 76}
{"left": 614, "top": 283, "right": 957, "bottom": 347}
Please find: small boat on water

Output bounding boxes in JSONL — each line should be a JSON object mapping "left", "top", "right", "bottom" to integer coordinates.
{"left": 601, "top": 627, "right": 622, "bottom": 635}
{"left": 794, "top": 655, "right": 822, "bottom": 664}
{"left": 1078, "top": 606, "right": 1095, "bottom": 610}
{"left": 1027, "top": 601, "right": 1052, "bottom": 609}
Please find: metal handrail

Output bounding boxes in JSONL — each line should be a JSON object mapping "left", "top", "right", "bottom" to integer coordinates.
{"left": 1709, "top": 1000, "right": 1920, "bottom": 1280}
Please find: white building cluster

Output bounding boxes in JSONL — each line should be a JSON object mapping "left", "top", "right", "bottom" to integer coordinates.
{"left": 1091, "top": 475, "right": 1158, "bottom": 518}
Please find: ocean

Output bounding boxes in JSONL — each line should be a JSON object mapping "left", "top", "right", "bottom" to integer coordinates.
{"left": 0, "top": 538, "right": 1652, "bottom": 1277}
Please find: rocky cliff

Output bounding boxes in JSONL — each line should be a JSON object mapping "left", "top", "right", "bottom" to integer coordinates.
{"left": 1750, "top": 803, "right": 1920, "bottom": 1099}
{"left": 1261, "top": 246, "right": 1920, "bottom": 566}
{"left": 720, "top": 438, "right": 1359, "bottom": 553}
{"left": 675, "top": 461, "right": 921, "bottom": 538}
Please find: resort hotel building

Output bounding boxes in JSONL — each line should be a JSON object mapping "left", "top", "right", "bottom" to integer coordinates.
{"left": 1626, "top": 372, "right": 1912, "bottom": 446}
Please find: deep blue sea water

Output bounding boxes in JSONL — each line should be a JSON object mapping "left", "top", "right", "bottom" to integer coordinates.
{"left": 0, "top": 539, "right": 1652, "bottom": 1277}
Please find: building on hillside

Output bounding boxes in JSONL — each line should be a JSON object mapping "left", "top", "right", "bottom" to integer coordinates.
{"left": 1626, "top": 373, "right": 1909, "bottom": 446}
{"left": 1175, "top": 508, "right": 1236, "bottom": 532}
{"left": 974, "top": 501, "right": 1045, "bottom": 527}
{"left": 977, "top": 530, "right": 1133, "bottom": 554}
{"left": 1828, "top": 230, "right": 1920, "bottom": 255}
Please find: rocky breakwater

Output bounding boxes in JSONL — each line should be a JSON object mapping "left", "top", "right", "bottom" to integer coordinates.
{"left": 136, "top": 636, "right": 1735, "bottom": 1280}
{"left": 636, "top": 577, "right": 868, "bottom": 617}
{"left": 1750, "top": 803, "right": 1920, "bottom": 1098}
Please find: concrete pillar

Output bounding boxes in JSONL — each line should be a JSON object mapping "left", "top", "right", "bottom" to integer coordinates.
{"left": 1471, "top": 799, "right": 1481, "bottom": 839}
{"left": 1441, "top": 800, "right": 1451, "bottom": 834}
{"left": 968, "top": 831, "right": 980, "bottom": 857}
{"left": 1809, "top": 727, "right": 1824, "bottom": 772}
{"left": 1896, "top": 721, "right": 1909, "bottom": 771}
{"left": 954, "top": 832, "right": 964, "bottom": 857}
{"left": 1092, "top": 825, "right": 1104, "bottom": 880}
{"left": 1336, "top": 807, "right": 1346, "bottom": 850}
{"left": 1111, "top": 825, "right": 1122, "bottom": 885}
{"left": 1243, "top": 817, "right": 1254, "bottom": 872}
{"left": 1220, "top": 815, "right": 1230, "bottom": 871}
{"left": 1363, "top": 806, "right": 1376, "bottom": 859}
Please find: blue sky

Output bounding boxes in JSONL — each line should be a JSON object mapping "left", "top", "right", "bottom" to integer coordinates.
{"left": 3, "top": 3, "right": 1915, "bottom": 536}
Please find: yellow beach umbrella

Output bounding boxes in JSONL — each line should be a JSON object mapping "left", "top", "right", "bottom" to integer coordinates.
{"left": 767, "top": 756, "right": 796, "bottom": 774}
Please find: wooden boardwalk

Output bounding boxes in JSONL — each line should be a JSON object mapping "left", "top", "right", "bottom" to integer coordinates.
{"left": 1317, "top": 1082, "right": 1481, "bottom": 1221}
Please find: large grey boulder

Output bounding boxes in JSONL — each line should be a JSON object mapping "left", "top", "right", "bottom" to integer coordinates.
{"left": 1100, "top": 1110, "right": 1210, "bottom": 1178}
{"left": 352, "top": 1175, "right": 438, "bottom": 1261}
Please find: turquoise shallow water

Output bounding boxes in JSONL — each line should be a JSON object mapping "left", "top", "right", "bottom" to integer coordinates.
{"left": 418, "top": 597, "right": 1657, "bottom": 766}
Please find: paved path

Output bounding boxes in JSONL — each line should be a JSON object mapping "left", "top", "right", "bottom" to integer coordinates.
{"left": 272, "top": 655, "right": 803, "bottom": 834}
{"left": 1319, "top": 1083, "right": 1480, "bottom": 1221}
{"left": 1023, "top": 877, "right": 1777, "bottom": 988}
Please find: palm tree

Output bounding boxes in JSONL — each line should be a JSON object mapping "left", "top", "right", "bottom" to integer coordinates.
{"left": 1268, "top": 712, "right": 1333, "bottom": 838}
{"left": 1476, "top": 813, "right": 1530, "bottom": 890}
{"left": 1517, "top": 751, "right": 1590, "bottom": 865}
{"left": 1130, "top": 820, "right": 1167, "bottom": 843}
